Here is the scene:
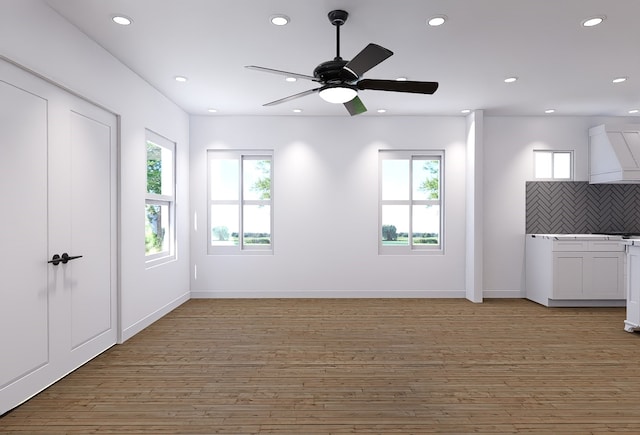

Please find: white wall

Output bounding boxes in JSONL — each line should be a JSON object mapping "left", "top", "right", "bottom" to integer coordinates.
{"left": 189, "top": 114, "right": 639, "bottom": 299}
{"left": 0, "top": 0, "right": 190, "bottom": 340}
{"left": 190, "top": 115, "right": 467, "bottom": 297}
{"left": 5, "top": 2, "right": 638, "bottom": 319}
{"left": 483, "top": 115, "right": 640, "bottom": 297}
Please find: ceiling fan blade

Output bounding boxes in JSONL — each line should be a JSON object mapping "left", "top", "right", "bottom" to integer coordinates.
{"left": 344, "top": 95, "right": 367, "bottom": 116}
{"left": 357, "top": 79, "right": 439, "bottom": 94}
{"left": 245, "top": 65, "right": 318, "bottom": 82}
{"left": 344, "top": 43, "right": 393, "bottom": 77}
{"left": 263, "top": 87, "right": 322, "bottom": 106}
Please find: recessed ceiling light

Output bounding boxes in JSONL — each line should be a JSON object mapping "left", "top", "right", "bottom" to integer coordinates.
{"left": 612, "top": 77, "right": 628, "bottom": 84}
{"left": 285, "top": 77, "right": 297, "bottom": 82}
{"left": 629, "top": 109, "right": 639, "bottom": 114}
{"left": 461, "top": 109, "right": 471, "bottom": 114}
{"left": 545, "top": 109, "right": 556, "bottom": 114}
{"left": 111, "top": 15, "right": 132, "bottom": 26}
{"left": 582, "top": 16, "right": 605, "bottom": 27}
{"left": 396, "top": 77, "right": 408, "bottom": 81}
{"left": 427, "top": 15, "right": 447, "bottom": 26}
{"left": 207, "top": 108, "right": 217, "bottom": 113}
{"left": 377, "top": 109, "right": 387, "bottom": 113}
{"left": 270, "top": 14, "right": 290, "bottom": 26}
{"left": 174, "top": 76, "right": 188, "bottom": 83}
{"left": 292, "top": 108, "right": 302, "bottom": 113}
{"left": 504, "top": 76, "right": 518, "bottom": 83}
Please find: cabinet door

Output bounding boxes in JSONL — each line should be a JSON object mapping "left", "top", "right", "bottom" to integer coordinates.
{"left": 585, "top": 253, "right": 624, "bottom": 299}
{"left": 626, "top": 248, "right": 640, "bottom": 328}
{"left": 553, "top": 254, "right": 585, "bottom": 299}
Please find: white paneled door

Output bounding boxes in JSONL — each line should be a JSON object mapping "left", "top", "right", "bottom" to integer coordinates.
{"left": 0, "top": 59, "right": 118, "bottom": 415}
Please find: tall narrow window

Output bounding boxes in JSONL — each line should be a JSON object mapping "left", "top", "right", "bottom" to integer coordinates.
{"left": 533, "top": 150, "right": 573, "bottom": 180}
{"left": 379, "top": 150, "right": 443, "bottom": 254}
{"left": 145, "top": 130, "right": 176, "bottom": 264}
{"left": 208, "top": 150, "right": 273, "bottom": 254}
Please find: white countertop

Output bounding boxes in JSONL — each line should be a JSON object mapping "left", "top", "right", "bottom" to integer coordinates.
{"left": 528, "top": 234, "right": 624, "bottom": 241}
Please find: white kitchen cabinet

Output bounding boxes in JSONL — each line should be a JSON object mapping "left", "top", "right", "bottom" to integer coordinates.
{"left": 624, "top": 245, "right": 640, "bottom": 332}
{"left": 526, "top": 235, "right": 625, "bottom": 307}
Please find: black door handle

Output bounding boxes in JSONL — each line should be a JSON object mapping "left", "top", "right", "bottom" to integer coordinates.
{"left": 48, "top": 253, "right": 83, "bottom": 266}
{"left": 60, "top": 253, "right": 83, "bottom": 264}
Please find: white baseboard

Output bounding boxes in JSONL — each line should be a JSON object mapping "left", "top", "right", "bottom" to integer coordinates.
{"left": 119, "top": 291, "right": 190, "bottom": 343}
{"left": 191, "top": 290, "right": 527, "bottom": 299}
{"left": 190, "top": 290, "right": 467, "bottom": 299}
{"left": 483, "top": 289, "right": 524, "bottom": 298}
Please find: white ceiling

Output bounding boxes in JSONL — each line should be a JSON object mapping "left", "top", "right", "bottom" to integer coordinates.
{"left": 44, "top": 0, "right": 640, "bottom": 117}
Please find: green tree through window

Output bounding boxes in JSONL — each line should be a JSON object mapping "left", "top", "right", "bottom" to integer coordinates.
{"left": 418, "top": 160, "right": 439, "bottom": 199}
{"left": 145, "top": 142, "right": 163, "bottom": 253}
{"left": 147, "top": 142, "right": 162, "bottom": 194}
{"left": 382, "top": 224, "right": 398, "bottom": 241}
{"left": 250, "top": 160, "right": 271, "bottom": 200}
{"left": 145, "top": 134, "right": 175, "bottom": 261}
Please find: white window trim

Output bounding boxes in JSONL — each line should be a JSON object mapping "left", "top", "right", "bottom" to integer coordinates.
{"left": 145, "top": 129, "right": 176, "bottom": 266}
{"left": 207, "top": 149, "right": 274, "bottom": 255}
{"left": 378, "top": 150, "right": 444, "bottom": 255}
{"left": 533, "top": 150, "right": 574, "bottom": 181}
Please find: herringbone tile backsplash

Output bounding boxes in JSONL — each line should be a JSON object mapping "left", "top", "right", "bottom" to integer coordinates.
{"left": 526, "top": 182, "right": 640, "bottom": 234}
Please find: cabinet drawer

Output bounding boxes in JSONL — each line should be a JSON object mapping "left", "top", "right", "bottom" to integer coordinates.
{"left": 552, "top": 240, "right": 624, "bottom": 252}
{"left": 553, "top": 241, "right": 587, "bottom": 251}
{"left": 587, "top": 241, "right": 624, "bottom": 252}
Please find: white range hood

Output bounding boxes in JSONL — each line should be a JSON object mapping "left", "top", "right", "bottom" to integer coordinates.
{"left": 589, "top": 124, "right": 640, "bottom": 183}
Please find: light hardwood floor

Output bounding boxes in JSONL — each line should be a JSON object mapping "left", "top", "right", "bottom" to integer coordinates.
{"left": 2, "top": 298, "right": 640, "bottom": 434}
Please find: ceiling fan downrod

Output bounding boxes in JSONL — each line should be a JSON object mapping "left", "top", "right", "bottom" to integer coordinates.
{"left": 328, "top": 10, "right": 348, "bottom": 60}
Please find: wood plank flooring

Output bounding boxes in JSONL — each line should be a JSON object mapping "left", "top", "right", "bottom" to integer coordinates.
{"left": 2, "top": 298, "right": 640, "bottom": 434}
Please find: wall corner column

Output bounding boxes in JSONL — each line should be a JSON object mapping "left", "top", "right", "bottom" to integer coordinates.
{"left": 465, "top": 110, "right": 484, "bottom": 302}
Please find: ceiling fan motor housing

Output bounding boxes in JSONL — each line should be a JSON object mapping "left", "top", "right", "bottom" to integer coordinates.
{"left": 313, "top": 59, "right": 358, "bottom": 83}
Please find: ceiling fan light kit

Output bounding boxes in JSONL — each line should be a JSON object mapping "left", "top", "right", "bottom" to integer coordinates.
{"left": 319, "top": 85, "right": 357, "bottom": 104}
{"left": 246, "top": 9, "right": 439, "bottom": 115}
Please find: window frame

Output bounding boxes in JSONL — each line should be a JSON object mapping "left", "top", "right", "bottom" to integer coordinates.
{"left": 207, "top": 149, "right": 274, "bottom": 255}
{"left": 533, "top": 150, "right": 574, "bottom": 181}
{"left": 145, "top": 129, "right": 176, "bottom": 266}
{"left": 378, "top": 150, "right": 444, "bottom": 255}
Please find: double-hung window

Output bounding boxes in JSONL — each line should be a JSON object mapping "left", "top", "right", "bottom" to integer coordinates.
{"left": 145, "top": 130, "right": 176, "bottom": 264}
{"left": 379, "top": 150, "right": 443, "bottom": 254}
{"left": 208, "top": 150, "right": 273, "bottom": 254}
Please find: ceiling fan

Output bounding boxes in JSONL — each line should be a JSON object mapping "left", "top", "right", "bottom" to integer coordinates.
{"left": 246, "top": 9, "right": 439, "bottom": 116}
